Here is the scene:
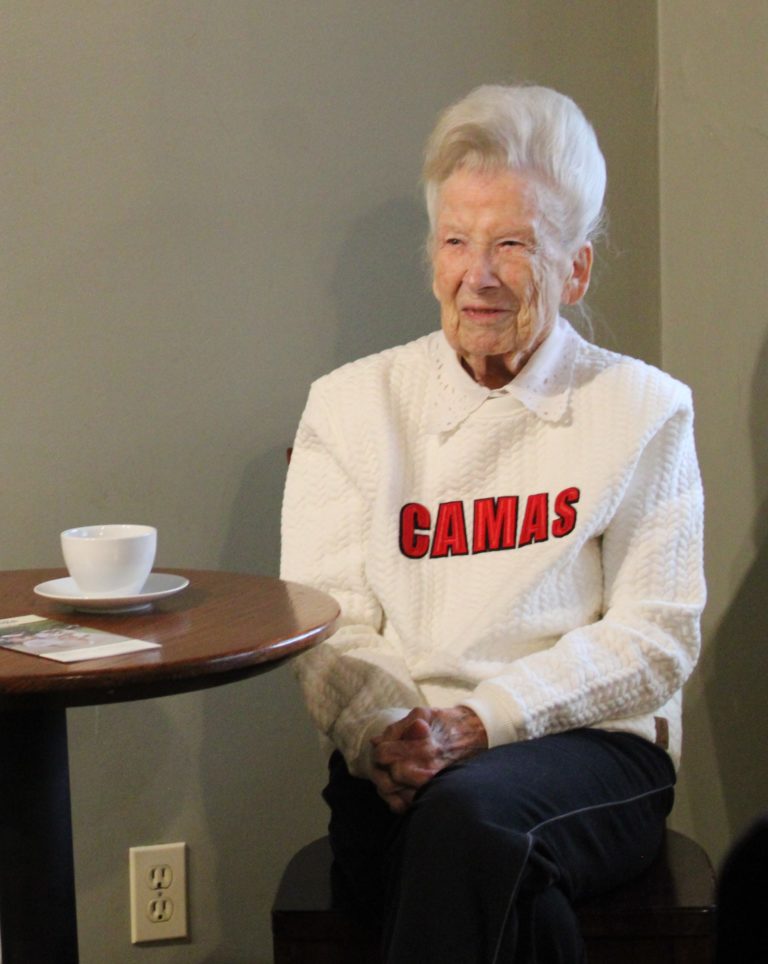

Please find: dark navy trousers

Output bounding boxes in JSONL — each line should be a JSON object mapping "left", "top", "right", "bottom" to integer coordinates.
{"left": 323, "top": 728, "right": 675, "bottom": 963}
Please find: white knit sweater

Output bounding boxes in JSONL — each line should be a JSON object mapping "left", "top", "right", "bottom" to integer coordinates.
{"left": 281, "top": 318, "right": 705, "bottom": 776}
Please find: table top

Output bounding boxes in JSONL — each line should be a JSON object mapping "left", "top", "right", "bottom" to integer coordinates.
{"left": 0, "top": 569, "right": 339, "bottom": 710}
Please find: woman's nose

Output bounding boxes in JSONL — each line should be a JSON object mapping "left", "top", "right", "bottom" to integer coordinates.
{"left": 463, "top": 246, "right": 500, "bottom": 289}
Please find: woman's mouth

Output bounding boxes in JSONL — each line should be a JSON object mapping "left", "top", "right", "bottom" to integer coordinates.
{"left": 460, "top": 305, "right": 511, "bottom": 322}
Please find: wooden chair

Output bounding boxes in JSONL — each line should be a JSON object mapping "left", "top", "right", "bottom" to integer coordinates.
{"left": 272, "top": 830, "right": 715, "bottom": 963}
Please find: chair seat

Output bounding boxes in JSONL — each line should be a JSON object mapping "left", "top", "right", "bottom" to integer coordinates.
{"left": 272, "top": 829, "right": 715, "bottom": 964}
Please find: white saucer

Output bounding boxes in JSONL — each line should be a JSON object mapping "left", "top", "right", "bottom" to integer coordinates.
{"left": 33, "top": 573, "right": 190, "bottom": 613}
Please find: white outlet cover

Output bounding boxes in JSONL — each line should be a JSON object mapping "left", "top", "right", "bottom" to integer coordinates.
{"left": 129, "top": 842, "right": 188, "bottom": 943}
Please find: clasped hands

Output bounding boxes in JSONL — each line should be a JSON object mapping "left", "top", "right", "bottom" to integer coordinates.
{"left": 370, "top": 706, "right": 488, "bottom": 813}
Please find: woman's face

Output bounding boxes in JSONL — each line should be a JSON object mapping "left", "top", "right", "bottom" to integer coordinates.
{"left": 431, "top": 166, "right": 591, "bottom": 384}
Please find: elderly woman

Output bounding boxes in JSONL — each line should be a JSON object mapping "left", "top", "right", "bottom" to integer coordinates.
{"left": 281, "top": 85, "right": 705, "bottom": 963}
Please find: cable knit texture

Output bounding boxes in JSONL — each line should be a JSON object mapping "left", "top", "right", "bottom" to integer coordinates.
{"left": 281, "top": 318, "right": 705, "bottom": 776}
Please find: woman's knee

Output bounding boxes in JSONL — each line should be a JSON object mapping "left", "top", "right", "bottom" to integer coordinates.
{"left": 404, "top": 754, "right": 533, "bottom": 858}
{"left": 411, "top": 745, "right": 547, "bottom": 832}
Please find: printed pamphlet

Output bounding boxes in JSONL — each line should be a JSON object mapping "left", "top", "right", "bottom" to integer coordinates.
{"left": 0, "top": 614, "right": 160, "bottom": 663}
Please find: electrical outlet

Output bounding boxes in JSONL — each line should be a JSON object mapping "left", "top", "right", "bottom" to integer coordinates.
{"left": 129, "top": 842, "right": 188, "bottom": 943}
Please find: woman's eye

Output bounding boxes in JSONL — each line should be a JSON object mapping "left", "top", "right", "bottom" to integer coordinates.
{"left": 445, "top": 237, "right": 463, "bottom": 246}
{"left": 500, "top": 239, "right": 523, "bottom": 248}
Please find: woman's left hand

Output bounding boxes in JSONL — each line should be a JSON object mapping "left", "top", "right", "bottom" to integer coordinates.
{"left": 370, "top": 706, "right": 488, "bottom": 812}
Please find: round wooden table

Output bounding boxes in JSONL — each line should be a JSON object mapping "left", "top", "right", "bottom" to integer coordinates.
{"left": 0, "top": 568, "right": 339, "bottom": 964}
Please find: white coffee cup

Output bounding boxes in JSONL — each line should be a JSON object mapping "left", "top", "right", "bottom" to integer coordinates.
{"left": 61, "top": 524, "right": 157, "bottom": 596}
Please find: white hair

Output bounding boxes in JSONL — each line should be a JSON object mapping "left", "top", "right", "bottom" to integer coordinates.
{"left": 423, "top": 84, "right": 606, "bottom": 255}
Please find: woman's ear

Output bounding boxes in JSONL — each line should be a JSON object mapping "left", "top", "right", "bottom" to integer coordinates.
{"left": 561, "top": 243, "right": 593, "bottom": 305}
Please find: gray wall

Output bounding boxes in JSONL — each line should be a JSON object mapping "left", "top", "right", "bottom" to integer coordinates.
{"left": 658, "top": 0, "right": 768, "bottom": 862}
{"left": 3, "top": 3, "right": 663, "bottom": 961}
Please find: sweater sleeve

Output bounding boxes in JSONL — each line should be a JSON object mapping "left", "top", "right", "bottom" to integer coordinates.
{"left": 280, "top": 383, "right": 422, "bottom": 776}
{"left": 462, "top": 393, "right": 705, "bottom": 752}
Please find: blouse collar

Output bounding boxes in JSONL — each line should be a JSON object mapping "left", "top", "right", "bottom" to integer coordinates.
{"left": 426, "top": 316, "right": 582, "bottom": 435}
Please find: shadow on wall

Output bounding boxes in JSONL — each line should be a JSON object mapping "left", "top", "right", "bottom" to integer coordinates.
{"left": 220, "top": 445, "right": 289, "bottom": 578}
{"left": 704, "top": 326, "right": 768, "bottom": 839}
{"left": 330, "top": 195, "right": 436, "bottom": 366}
{"left": 219, "top": 197, "right": 434, "bottom": 580}
{"left": 196, "top": 667, "right": 328, "bottom": 964}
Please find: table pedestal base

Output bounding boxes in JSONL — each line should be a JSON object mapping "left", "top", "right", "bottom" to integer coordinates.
{"left": 0, "top": 707, "right": 79, "bottom": 963}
